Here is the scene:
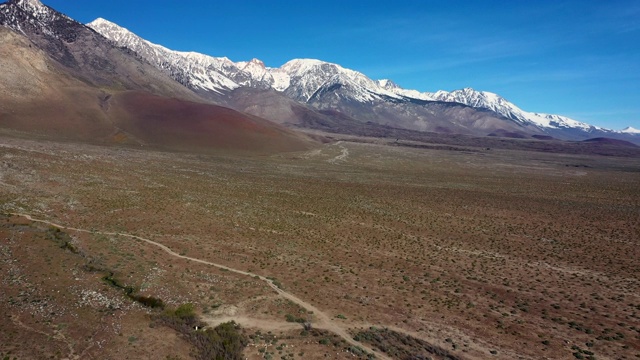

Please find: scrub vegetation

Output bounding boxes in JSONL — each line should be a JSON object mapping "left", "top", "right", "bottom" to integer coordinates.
{"left": 1, "top": 136, "right": 638, "bottom": 359}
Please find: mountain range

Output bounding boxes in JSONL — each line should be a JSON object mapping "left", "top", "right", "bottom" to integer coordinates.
{"left": 87, "top": 18, "right": 640, "bottom": 139}
{"left": 1, "top": 0, "right": 638, "bottom": 152}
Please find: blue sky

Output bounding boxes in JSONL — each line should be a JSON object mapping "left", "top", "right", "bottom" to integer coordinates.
{"left": 43, "top": 0, "right": 639, "bottom": 129}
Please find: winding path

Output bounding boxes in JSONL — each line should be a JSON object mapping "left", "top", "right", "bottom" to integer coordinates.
{"left": 9, "top": 213, "right": 390, "bottom": 360}
{"left": 328, "top": 142, "right": 350, "bottom": 164}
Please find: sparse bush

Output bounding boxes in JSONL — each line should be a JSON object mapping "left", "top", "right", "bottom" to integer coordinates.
{"left": 196, "top": 322, "right": 248, "bottom": 360}
{"left": 285, "top": 314, "right": 306, "bottom": 323}
{"left": 46, "top": 227, "right": 79, "bottom": 254}
{"left": 175, "top": 303, "right": 196, "bottom": 319}
{"left": 157, "top": 305, "right": 247, "bottom": 360}
{"left": 353, "top": 327, "right": 461, "bottom": 360}
{"left": 102, "top": 273, "right": 165, "bottom": 308}
{"left": 132, "top": 295, "right": 165, "bottom": 309}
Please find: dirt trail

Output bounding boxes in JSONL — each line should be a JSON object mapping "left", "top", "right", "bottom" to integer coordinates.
{"left": 10, "top": 213, "right": 391, "bottom": 360}
{"left": 328, "top": 142, "right": 349, "bottom": 164}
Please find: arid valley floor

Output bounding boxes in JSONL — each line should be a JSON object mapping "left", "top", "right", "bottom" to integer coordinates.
{"left": 1, "top": 135, "right": 639, "bottom": 360}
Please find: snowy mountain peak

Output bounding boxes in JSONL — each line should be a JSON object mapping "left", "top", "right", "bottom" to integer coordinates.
{"left": 1, "top": 0, "right": 76, "bottom": 37}
{"left": 282, "top": 58, "right": 326, "bottom": 66}
{"left": 87, "top": 18, "right": 134, "bottom": 35}
{"left": 237, "top": 58, "right": 267, "bottom": 74}
{"left": 88, "top": 17, "right": 115, "bottom": 28}
{"left": 430, "top": 87, "right": 596, "bottom": 131}
{"left": 438, "top": 87, "right": 501, "bottom": 105}
{"left": 87, "top": 18, "right": 241, "bottom": 93}
{"left": 379, "top": 80, "right": 434, "bottom": 101}
{"left": 277, "top": 58, "right": 408, "bottom": 103}
{"left": 620, "top": 126, "right": 640, "bottom": 134}
{"left": 377, "top": 79, "right": 400, "bottom": 90}
{"left": 12, "top": 0, "right": 44, "bottom": 11}
{"left": 9, "top": 0, "right": 51, "bottom": 19}
{"left": 87, "top": 18, "right": 159, "bottom": 51}
{"left": 280, "top": 58, "right": 331, "bottom": 76}
{"left": 248, "top": 58, "right": 265, "bottom": 68}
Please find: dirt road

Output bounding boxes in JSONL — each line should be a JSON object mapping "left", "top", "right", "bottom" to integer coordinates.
{"left": 10, "top": 213, "right": 391, "bottom": 360}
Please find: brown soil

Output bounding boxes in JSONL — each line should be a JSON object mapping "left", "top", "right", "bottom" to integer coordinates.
{"left": 1, "top": 136, "right": 638, "bottom": 359}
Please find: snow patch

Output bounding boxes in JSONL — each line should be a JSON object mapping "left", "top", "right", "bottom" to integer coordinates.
{"left": 15, "top": 0, "right": 46, "bottom": 15}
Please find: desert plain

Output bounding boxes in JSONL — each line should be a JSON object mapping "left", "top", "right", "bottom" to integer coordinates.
{"left": 0, "top": 134, "right": 639, "bottom": 360}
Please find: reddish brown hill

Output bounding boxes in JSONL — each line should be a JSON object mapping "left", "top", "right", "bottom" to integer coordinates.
{"left": 110, "top": 91, "right": 312, "bottom": 153}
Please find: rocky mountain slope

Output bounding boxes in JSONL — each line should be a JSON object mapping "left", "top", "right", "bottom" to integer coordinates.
{"left": 0, "top": 0, "right": 312, "bottom": 153}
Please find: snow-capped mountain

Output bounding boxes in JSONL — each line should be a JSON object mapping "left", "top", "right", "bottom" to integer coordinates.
{"left": 278, "top": 58, "right": 404, "bottom": 103}
{"left": 427, "top": 88, "right": 600, "bottom": 132}
{"left": 89, "top": 18, "right": 253, "bottom": 93}
{"left": 88, "top": 17, "right": 635, "bottom": 140}
{"left": 377, "top": 79, "right": 435, "bottom": 101}
{"left": 88, "top": 20, "right": 480, "bottom": 109}
{"left": 369, "top": 83, "right": 623, "bottom": 136}
{"left": 619, "top": 126, "right": 640, "bottom": 134}
{"left": 89, "top": 19, "right": 403, "bottom": 104}
{"left": 378, "top": 85, "right": 601, "bottom": 132}
{"left": 90, "top": 18, "right": 397, "bottom": 103}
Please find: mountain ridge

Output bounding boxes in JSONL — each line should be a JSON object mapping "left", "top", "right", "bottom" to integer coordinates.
{"left": 87, "top": 18, "right": 637, "bottom": 140}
